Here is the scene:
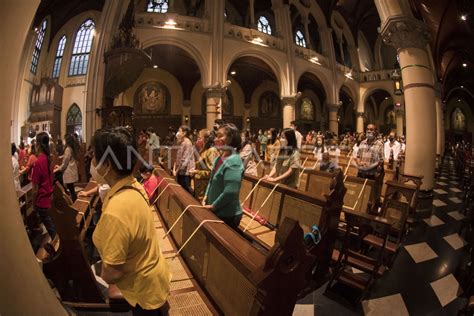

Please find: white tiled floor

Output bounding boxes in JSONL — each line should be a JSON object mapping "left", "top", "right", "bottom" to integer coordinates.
{"left": 430, "top": 274, "right": 462, "bottom": 307}
{"left": 443, "top": 233, "right": 467, "bottom": 250}
{"left": 447, "top": 211, "right": 466, "bottom": 221}
{"left": 450, "top": 188, "right": 462, "bottom": 193}
{"left": 432, "top": 199, "right": 447, "bottom": 207}
{"left": 293, "top": 304, "right": 314, "bottom": 316}
{"left": 423, "top": 215, "right": 445, "bottom": 227}
{"left": 405, "top": 242, "right": 438, "bottom": 263}
{"left": 433, "top": 189, "right": 448, "bottom": 195}
{"left": 436, "top": 181, "right": 448, "bottom": 186}
{"left": 449, "top": 197, "right": 463, "bottom": 204}
{"left": 439, "top": 176, "right": 448, "bottom": 180}
{"left": 362, "top": 294, "right": 409, "bottom": 316}
{"left": 450, "top": 181, "right": 459, "bottom": 185}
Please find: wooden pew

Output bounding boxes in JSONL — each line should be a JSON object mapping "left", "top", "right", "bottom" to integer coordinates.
{"left": 41, "top": 181, "right": 131, "bottom": 310}
{"left": 153, "top": 167, "right": 336, "bottom": 315}
{"left": 300, "top": 169, "right": 376, "bottom": 215}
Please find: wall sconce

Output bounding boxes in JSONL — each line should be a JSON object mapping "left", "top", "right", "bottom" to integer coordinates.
{"left": 184, "top": 115, "right": 189, "bottom": 122}
{"left": 392, "top": 69, "right": 403, "bottom": 95}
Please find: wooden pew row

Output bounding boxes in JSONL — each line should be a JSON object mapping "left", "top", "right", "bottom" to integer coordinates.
{"left": 153, "top": 167, "right": 325, "bottom": 315}
{"left": 44, "top": 180, "right": 217, "bottom": 313}
{"left": 238, "top": 170, "right": 346, "bottom": 292}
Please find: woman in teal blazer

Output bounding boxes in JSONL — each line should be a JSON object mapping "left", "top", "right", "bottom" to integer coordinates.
{"left": 202, "top": 123, "right": 244, "bottom": 230}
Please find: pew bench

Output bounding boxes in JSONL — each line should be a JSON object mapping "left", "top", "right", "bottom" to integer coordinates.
{"left": 154, "top": 168, "right": 338, "bottom": 314}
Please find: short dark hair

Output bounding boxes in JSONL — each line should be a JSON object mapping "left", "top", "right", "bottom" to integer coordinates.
{"left": 290, "top": 121, "right": 297, "bottom": 128}
{"left": 219, "top": 123, "right": 241, "bottom": 151}
{"left": 92, "top": 127, "right": 137, "bottom": 176}
{"left": 11, "top": 143, "right": 17, "bottom": 156}
{"left": 139, "top": 163, "right": 154, "bottom": 174}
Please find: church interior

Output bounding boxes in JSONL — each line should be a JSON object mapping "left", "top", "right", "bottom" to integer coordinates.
{"left": 1, "top": 0, "right": 474, "bottom": 315}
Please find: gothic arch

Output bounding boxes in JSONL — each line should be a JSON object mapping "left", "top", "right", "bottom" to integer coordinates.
{"left": 142, "top": 37, "right": 209, "bottom": 87}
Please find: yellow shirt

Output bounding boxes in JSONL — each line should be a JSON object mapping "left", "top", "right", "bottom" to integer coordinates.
{"left": 93, "top": 176, "right": 170, "bottom": 309}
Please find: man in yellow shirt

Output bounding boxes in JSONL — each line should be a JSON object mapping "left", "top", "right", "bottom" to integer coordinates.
{"left": 91, "top": 127, "right": 170, "bottom": 315}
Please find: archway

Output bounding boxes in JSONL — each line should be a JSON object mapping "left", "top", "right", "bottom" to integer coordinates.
{"left": 296, "top": 72, "right": 327, "bottom": 134}
{"left": 226, "top": 55, "right": 280, "bottom": 132}
{"left": 339, "top": 86, "right": 355, "bottom": 133}
{"left": 363, "top": 89, "right": 393, "bottom": 133}
{"left": 128, "top": 44, "right": 202, "bottom": 137}
{"left": 66, "top": 103, "right": 83, "bottom": 138}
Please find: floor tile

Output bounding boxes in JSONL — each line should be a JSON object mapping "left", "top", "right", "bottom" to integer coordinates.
{"left": 432, "top": 199, "right": 447, "bottom": 207}
{"left": 293, "top": 304, "right": 314, "bottom": 316}
{"left": 430, "top": 274, "right": 462, "bottom": 307}
{"left": 404, "top": 242, "right": 438, "bottom": 263}
{"left": 450, "top": 188, "right": 462, "bottom": 193}
{"left": 433, "top": 189, "right": 448, "bottom": 195}
{"left": 439, "top": 177, "right": 448, "bottom": 180}
{"left": 443, "top": 233, "right": 467, "bottom": 250}
{"left": 362, "top": 294, "right": 409, "bottom": 316}
{"left": 352, "top": 267, "right": 364, "bottom": 274}
{"left": 423, "top": 215, "right": 445, "bottom": 227}
{"left": 449, "top": 197, "right": 463, "bottom": 204}
{"left": 450, "top": 181, "right": 459, "bottom": 185}
{"left": 447, "top": 211, "right": 466, "bottom": 221}
{"left": 436, "top": 182, "right": 448, "bottom": 186}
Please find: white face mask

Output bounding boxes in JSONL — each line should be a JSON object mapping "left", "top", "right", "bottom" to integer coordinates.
{"left": 280, "top": 138, "right": 287, "bottom": 147}
{"left": 90, "top": 161, "right": 109, "bottom": 185}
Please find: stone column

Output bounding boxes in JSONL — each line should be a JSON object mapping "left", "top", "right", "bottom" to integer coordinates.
{"left": 249, "top": 0, "right": 256, "bottom": 29}
{"left": 182, "top": 100, "right": 191, "bottom": 127}
{"left": 380, "top": 13, "right": 436, "bottom": 190}
{"left": 281, "top": 96, "right": 296, "bottom": 128}
{"left": 303, "top": 16, "right": 311, "bottom": 49}
{"left": 206, "top": 88, "right": 224, "bottom": 130}
{"left": 396, "top": 107, "right": 404, "bottom": 137}
{"left": 210, "top": 0, "right": 225, "bottom": 85}
{"left": 435, "top": 96, "right": 444, "bottom": 156}
{"left": 356, "top": 111, "right": 365, "bottom": 134}
{"left": 243, "top": 103, "right": 251, "bottom": 131}
{"left": 328, "top": 104, "right": 340, "bottom": 135}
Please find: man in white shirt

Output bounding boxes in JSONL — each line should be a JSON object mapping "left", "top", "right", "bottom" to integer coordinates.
{"left": 384, "top": 131, "right": 401, "bottom": 163}
{"left": 290, "top": 121, "right": 303, "bottom": 149}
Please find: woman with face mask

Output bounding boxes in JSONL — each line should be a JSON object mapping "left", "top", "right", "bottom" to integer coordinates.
{"left": 202, "top": 123, "right": 244, "bottom": 230}
{"left": 53, "top": 134, "right": 79, "bottom": 201}
{"left": 265, "top": 128, "right": 280, "bottom": 168}
{"left": 263, "top": 128, "right": 301, "bottom": 189}
{"left": 173, "top": 125, "right": 195, "bottom": 193}
{"left": 313, "top": 136, "right": 326, "bottom": 160}
{"left": 91, "top": 127, "right": 171, "bottom": 315}
{"left": 240, "top": 130, "right": 258, "bottom": 177}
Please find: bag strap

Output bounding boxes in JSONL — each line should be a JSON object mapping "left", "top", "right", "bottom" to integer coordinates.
{"left": 113, "top": 185, "right": 150, "bottom": 206}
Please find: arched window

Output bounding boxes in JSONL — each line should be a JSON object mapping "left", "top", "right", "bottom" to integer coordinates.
{"left": 52, "top": 35, "right": 67, "bottom": 78}
{"left": 66, "top": 104, "right": 83, "bottom": 136}
{"left": 31, "top": 20, "right": 47, "bottom": 74}
{"left": 257, "top": 16, "right": 272, "bottom": 35}
{"left": 69, "top": 19, "right": 95, "bottom": 76}
{"left": 147, "top": 0, "right": 168, "bottom": 13}
{"left": 295, "top": 30, "right": 306, "bottom": 48}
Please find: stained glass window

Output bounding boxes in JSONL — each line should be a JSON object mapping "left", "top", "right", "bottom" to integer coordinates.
{"left": 69, "top": 19, "right": 95, "bottom": 76}
{"left": 52, "top": 35, "right": 67, "bottom": 78}
{"left": 257, "top": 16, "right": 272, "bottom": 35}
{"left": 147, "top": 0, "right": 168, "bottom": 13}
{"left": 295, "top": 30, "right": 306, "bottom": 48}
{"left": 31, "top": 20, "right": 47, "bottom": 74}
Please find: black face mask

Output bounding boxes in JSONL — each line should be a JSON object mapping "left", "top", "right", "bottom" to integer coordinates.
{"left": 389, "top": 137, "right": 394, "bottom": 142}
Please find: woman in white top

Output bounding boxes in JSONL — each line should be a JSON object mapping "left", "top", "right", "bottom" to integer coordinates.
{"left": 240, "top": 131, "right": 258, "bottom": 176}
{"left": 11, "top": 143, "right": 21, "bottom": 191}
{"left": 54, "top": 134, "right": 79, "bottom": 201}
{"left": 312, "top": 135, "right": 326, "bottom": 160}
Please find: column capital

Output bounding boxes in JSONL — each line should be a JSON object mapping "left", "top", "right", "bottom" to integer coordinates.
{"left": 206, "top": 87, "right": 226, "bottom": 99}
{"left": 327, "top": 104, "right": 340, "bottom": 112}
{"left": 182, "top": 100, "right": 191, "bottom": 108}
{"left": 281, "top": 94, "right": 300, "bottom": 105}
{"left": 380, "top": 16, "right": 431, "bottom": 50}
{"left": 356, "top": 111, "right": 365, "bottom": 118}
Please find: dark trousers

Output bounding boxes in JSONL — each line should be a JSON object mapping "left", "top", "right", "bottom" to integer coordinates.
{"left": 66, "top": 183, "right": 77, "bottom": 202}
{"left": 128, "top": 302, "right": 168, "bottom": 316}
{"left": 35, "top": 206, "right": 56, "bottom": 239}
{"left": 220, "top": 213, "right": 243, "bottom": 230}
{"left": 177, "top": 174, "right": 192, "bottom": 194}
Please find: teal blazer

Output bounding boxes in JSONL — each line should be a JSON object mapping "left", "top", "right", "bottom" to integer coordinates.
{"left": 205, "top": 153, "right": 244, "bottom": 218}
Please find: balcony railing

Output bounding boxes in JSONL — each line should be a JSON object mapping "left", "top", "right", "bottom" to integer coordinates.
{"left": 360, "top": 69, "right": 394, "bottom": 82}
{"left": 224, "top": 23, "right": 284, "bottom": 51}
{"left": 135, "top": 12, "right": 210, "bottom": 34}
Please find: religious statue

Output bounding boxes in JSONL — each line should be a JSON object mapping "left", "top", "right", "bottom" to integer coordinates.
{"left": 386, "top": 109, "right": 396, "bottom": 125}
{"left": 452, "top": 108, "right": 466, "bottom": 130}
{"left": 259, "top": 92, "right": 280, "bottom": 117}
{"left": 301, "top": 97, "right": 314, "bottom": 121}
